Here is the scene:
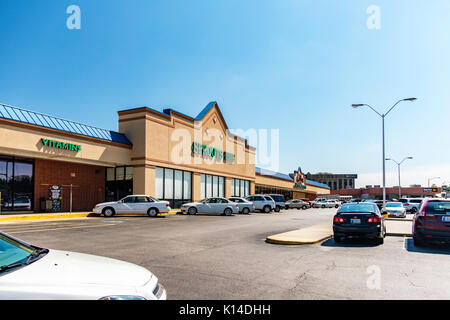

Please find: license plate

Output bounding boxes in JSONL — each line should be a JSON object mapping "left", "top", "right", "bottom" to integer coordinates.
{"left": 350, "top": 219, "right": 361, "bottom": 224}
{"left": 443, "top": 216, "right": 450, "bottom": 222}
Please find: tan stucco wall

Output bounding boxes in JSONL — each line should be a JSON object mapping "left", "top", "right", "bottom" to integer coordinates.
{"left": 0, "top": 122, "right": 131, "bottom": 167}
{"left": 119, "top": 104, "right": 256, "bottom": 198}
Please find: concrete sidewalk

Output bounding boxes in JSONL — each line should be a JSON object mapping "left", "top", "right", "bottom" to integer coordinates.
{"left": 266, "top": 223, "right": 333, "bottom": 245}
{"left": 385, "top": 220, "right": 413, "bottom": 237}
{"left": 0, "top": 210, "right": 178, "bottom": 222}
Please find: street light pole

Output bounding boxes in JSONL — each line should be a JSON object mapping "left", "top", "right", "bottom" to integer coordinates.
{"left": 352, "top": 98, "right": 417, "bottom": 210}
{"left": 386, "top": 157, "right": 413, "bottom": 199}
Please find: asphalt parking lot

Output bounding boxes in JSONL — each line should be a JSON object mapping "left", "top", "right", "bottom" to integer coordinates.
{"left": 1, "top": 208, "right": 450, "bottom": 300}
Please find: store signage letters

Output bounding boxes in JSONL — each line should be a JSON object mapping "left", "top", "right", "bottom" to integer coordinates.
{"left": 41, "top": 138, "right": 81, "bottom": 152}
{"left": 191, "top": 142, "right": 235, "bottom": 163}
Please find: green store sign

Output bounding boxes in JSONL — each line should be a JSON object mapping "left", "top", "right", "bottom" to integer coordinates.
{"left": 41, "top": 138, "right": 81, "bottom": 152}
{"left": 294, "top": 183, "right": 306, "bottom": 189}
{"left": 192, "top": 142, "right": 235, "bottom": 163}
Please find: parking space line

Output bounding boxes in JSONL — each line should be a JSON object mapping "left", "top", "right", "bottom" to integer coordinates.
{"left": 3, "top": 223, "right": 116, "bottom": 234}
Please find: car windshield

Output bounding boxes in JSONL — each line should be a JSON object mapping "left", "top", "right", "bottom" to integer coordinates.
{"left": 338, "top": 203, "right": 377, "bottom": 214}
{"left": 386, "top": 202, "right": 402, "bottom": 208}
{"left": 425, "top": 201, "right": 450, "bottom": 214}
{"left": 0, "top": 233, "right": 35, "bottom": 271}
{"left": 270, "top": 195, "right": 285, "bottom": 202}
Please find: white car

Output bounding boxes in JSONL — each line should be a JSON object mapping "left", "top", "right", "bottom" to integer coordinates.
{"left": 228, "top": 197, "right": 255, "bottom": 214}
{"left": 383, "top": 202, "right": 407, "bottom": 218}
{"left": 0, "top": 232, "right": 166, "bottom": 300}
{"left": 245, "top": 195, "right": 275, "bottom": 213}
{"left": 93, "top": 195, "right": 171, "bottom": 217}
{"left": 181, "top": 197, "right": 239, "bottom": 215}
{"left": 313, "top": 200, "right": 336, "bottom": 208}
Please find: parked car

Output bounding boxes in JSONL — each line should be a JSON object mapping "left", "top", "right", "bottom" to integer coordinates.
{"left": 332, "top": 202, "right": 386, "bottom": 244}
{"left": 0, "top": 232, "right": 166, "bottom": 300}
{"left": 285, "top": 199, "right": 309, "bottom": 210}
{"left": 181, "top": 197, "right": 239, "bottom": 216}
{"left": 348, "top": 198, "right": 363, "bottom": 203}
{"left": 413, "top": 198, "right": 450, "bottom": 246}
{"left": 298, "top": 198, "right": 312, "bottom": 207}
{"left": 268, "top": 194, "right": 286, "bottom": 212}
{"left": 245, "top": 195, "right": 275, "bottom": 213}
{"left": 382, "top": 202, "right": 406, "bottom": 218}
{"left": 327, "top": 199, "right": 341, "bottom": 208}
{"left": 228, "top": 197, "right": 255, "bottom": 214}
{"left": 313, "top": 200, "right": 337, "bottom": 208}
{"left": 93, "top": 195, "right": 171, "bottom": 217}
{"left": 399, "top": 198, "right": 424, "bottom": 213}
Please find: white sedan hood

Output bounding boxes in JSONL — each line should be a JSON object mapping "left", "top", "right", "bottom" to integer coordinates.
{"left": 2, "top": 250, "right": 153, "bottom": 288}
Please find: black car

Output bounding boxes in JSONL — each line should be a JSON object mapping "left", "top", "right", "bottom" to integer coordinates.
{"left": 333, "top": 202, "right": 386, "bottom": 244}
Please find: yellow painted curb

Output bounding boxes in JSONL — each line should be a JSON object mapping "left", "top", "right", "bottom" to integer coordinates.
{"left": 0, "top": 213, "right": 92, "bottom": 222}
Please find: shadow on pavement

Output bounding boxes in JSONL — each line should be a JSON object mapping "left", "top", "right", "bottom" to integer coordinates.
{"left": 321, "top": 238, "right": 381, "bottom": 248}
{"left": 404, "top": 238, "right": 450, "bottom": 255}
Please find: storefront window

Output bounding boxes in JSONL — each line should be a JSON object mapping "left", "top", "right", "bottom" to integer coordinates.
{"left": 254, "top": 185, "right": 292, "bottom": 201}
{"left": 105, "top": 166, "right": 133, "bottom": 202}
{"left": 0, "top": 156, "right": 33, "bottom": 212}
{"left": 231, "top": 178, "right": 250, "bottom": 197}
{"left": 155, "top": 167, "right": 192, "bottom": 209}
{"left": 201, "top": 174, "right": 225, "bottom": 198}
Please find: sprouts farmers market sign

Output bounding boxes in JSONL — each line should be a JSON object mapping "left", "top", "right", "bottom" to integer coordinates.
{"left": 41, "top": 138, "right": 81, "bottom": 152}
{"left": 191, "top": 142, "right": 235, "bottom": 164}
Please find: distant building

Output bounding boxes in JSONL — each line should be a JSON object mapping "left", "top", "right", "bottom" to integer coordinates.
{"left": 305, "top": 172, "right": 358, "bottom": 191}
{"left": 331, "top": 186, "right": 442, "bottom": 200}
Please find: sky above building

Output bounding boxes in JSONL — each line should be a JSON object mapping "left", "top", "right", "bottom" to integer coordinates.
{"left": 0, "top": 0, "right": 449, "bottom": 188}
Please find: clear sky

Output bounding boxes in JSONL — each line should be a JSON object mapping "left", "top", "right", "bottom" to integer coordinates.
{"left": 1, "top": 0, "right": 449, "bottom": 187}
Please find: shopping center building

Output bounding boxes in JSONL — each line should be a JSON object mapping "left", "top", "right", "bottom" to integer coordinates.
{"left": 0, "top": 101, "right": 329, "bottom": 213}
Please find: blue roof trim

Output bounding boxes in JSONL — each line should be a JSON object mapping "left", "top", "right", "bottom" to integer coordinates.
{"left": 256, "top": 167, "right": 294, "bottom": 181}
{"left": 195, "top": 101, "right": 217, "bottom": 120}
{"left": 306, "top": 179, "right": 331, "bottom": 189}
{"left": 0, "top": 103, "right": 132, "bottom": 146}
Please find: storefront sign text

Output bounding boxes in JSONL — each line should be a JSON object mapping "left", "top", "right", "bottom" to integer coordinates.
{"left": 192, "top": 142, "right": 235, "bottom": 163}
{"left": 41, "top": 138, "right": 81, "bottom": 152}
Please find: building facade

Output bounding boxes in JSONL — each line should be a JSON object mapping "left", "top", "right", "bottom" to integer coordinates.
{"left": 0, "top": 101, "right": 329, "bottom": 213}
{"left": 305, "top": 172, "right": 358, "bottom": 191}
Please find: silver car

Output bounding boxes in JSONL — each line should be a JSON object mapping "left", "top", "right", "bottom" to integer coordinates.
{"left": 383, "top": 202, "right": 407, "bottom": 218}
{"left": 245, "top": 195, "right": 275, "bottom": 213}
{"left": 228, "top": 197, "right": 255, "bottom": 214}
{"left": 93, "top": 195, "right": 171, "bottom": 217}
{"left": 181, "top": 197, "right": 239, "bottom": 216}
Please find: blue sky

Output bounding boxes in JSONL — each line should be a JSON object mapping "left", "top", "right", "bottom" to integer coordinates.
{"left": 1, "top": 0, "right": 449, "bottom": 187}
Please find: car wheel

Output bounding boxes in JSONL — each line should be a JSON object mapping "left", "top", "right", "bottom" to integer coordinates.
{"left": 274, "top": 206, "right": 280, "bottom": 213}
{"left": 188, "top": 207, "right": 197, "bottom": 215}
{"left": 335, "top": 205, "right": 339, "bottom": 208}
{"left": 377, "top": 237, "right": 384, "bottom": 245}
{"left": 302, "top": 205, "right": 307, "bottom": 210}
{"left": 285, "top": 205, "right": 289, "bottom": 209}
{"left": 224, "top": 208, "right": 232, "bottom": 216}
{"left": 102, "top": 207, "right": 115, "bottom": 217}
{"left": 263, "top": 206, "right": 271, "bottom": 213}
{"left": 321, "top": 205, "right": 325, "bottom": 208}
{"left": 147, "top": 208, "right": 158, "bottom": 217}
{"left": 411, "top": 207, "right": 418, "bottom": 214}
{"left": 242, "top": 207, "right": 250, "bottom": 215}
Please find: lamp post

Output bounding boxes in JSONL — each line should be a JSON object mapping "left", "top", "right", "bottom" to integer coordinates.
{"left": 385, "top": 157, "right": 413, "bottom": 199}
{"left": 352, "top": 98, "right": 417, "bottom": 210}
{"left": 428, "top": 177, "right": 440, "bottom": 187}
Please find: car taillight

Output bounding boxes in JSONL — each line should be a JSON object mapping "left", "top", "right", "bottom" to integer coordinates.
{"left": 367, "top": 216, "right": 381, "bottom": 223}
{"left": 418, "top": 200, "right": 430, "bottom": 216}
{"left": 403, "top": 203, "right": 408, "bottom": 206}
{"left": 166, "top": 203, "right": 170, "bottom": 207}
{"left": 333, "top": 216, "right": 344, "bottom": 223}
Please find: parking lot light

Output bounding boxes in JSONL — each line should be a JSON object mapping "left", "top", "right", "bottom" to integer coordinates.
{"left": 351, "top": 98, "right": 417, "bottom": 210}
{"left": 386, "top": 157, "right": 413, "bottom": 199}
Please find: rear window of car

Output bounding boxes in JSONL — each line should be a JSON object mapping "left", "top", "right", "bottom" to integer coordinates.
{"left": 338, "top": 203, "right": 377, "bottom": 214}
{"left": 398, "top": 199, "right": 408, "bottom": 203}
{"left": 425, "top": 201, "right": 450, "bottom": 214}
{"left": 270, "top": 195, "right": 285, "bottom": 202}
{"left": 386, "top": 202, "right": 402, "bottom": 208}
{"left": 264, "top": 196, "right": 273, "bottom": 201}
{"left": 410, "top": 199, "right": 423, "bottom": 203}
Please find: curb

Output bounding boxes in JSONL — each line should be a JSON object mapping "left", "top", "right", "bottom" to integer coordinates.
{"left": 265, "top": 234, "right": 332, "bottom": 245}
{"left": 0, "top": 211, "right": 179, "bottom": 222}
{"left": 386, "top": 232, "right": 412, "bottom": 237}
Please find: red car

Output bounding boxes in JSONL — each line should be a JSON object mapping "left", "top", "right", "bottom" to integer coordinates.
{"left": 413, "top": 198, "right": 450, "bottom": 246}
